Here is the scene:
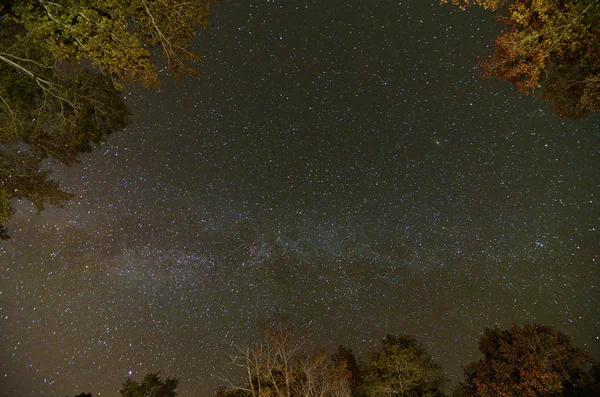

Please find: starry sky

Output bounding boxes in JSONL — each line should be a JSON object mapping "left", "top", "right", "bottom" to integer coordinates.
{"left": 1, "top": 0, "right": 599, "bottom": 396}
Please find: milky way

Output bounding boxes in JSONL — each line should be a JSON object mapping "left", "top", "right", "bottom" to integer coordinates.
{"left": 1, "top": 1, "right": 598, "bottom": 396}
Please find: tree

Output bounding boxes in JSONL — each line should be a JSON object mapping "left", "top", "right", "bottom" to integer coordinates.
{"left": 0, "top": 0, "right": 213, "bottom": 238}
{"left": 222, "top": 320, "right": 308, "bottom": 397}
{"left": 332, "top": 346, "right": 362, "bottom": 395}
{"left": 220, "top": 320, "right": 352, "bottom": 397}
{"left": 292, "top": 349, "right": 353, "bottom": 397}
{"left": 453, "top": 323, "right": 598, "bottom": 397}
{"left": 440, "top": 0, "right": 600, "bottom": 119}
{"left": 358, "top": 335, "right": 447, "bottom": 397}
{"left": 119, "top": 372, "right": 179, "bottom": 397}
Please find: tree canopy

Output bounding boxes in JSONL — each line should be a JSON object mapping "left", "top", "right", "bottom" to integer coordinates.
{"left": 454, "top": 323, "right": 599, "bottom": 397}
{"left": 358, "top": 335, "right": 447, "bottom": 397}
{"left": 48, "top": 322, "right": 600, "bottom": 397}
{"left": 0, "top": 0, "right": 212, "bottom": 238}
{"left": 220, "top": 321, "right": 448, "bottom": 397}
{"left": 120, "top": 372, "right": 179, "bottom": 397}
{"left": 441, "top": 0, "right": 600, "bottom": 119}
{"left": 220, "top": 320, "right": 353, "bottom": 397}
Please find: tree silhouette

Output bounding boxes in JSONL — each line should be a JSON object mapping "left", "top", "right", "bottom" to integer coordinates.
{"left": 120, "top": 372, "right": 179, "bottom": 397}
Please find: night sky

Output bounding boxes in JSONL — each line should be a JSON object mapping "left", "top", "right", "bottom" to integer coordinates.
{"left": 1, "top": 1, "right": 599, "bottom": 396}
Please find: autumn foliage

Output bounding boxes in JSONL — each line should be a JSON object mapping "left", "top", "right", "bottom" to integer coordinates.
{"left": 454, "top": 323, "right": 597, "bottom": 397}
{"left": 68, "top": 321, "right": 599, "bottom": 397}
{"left": 442, "top": 0, "right": 600, "bottom": 119}
{"left": 222, "top": 322, "right": 598, "bottom": 397}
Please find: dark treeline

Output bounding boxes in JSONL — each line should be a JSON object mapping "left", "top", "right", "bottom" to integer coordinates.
{"left": 66, "top": 322, "right": 599, "bottom": 397}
